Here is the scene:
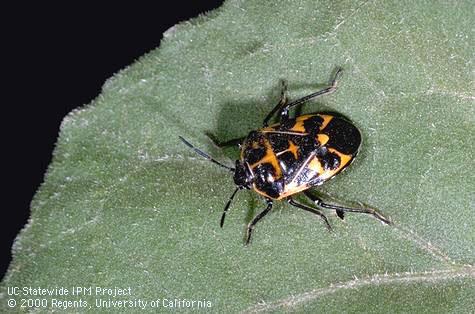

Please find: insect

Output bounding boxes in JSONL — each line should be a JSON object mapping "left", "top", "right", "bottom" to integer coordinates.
{"left": 179, "top": 67, "right": 391, "bottom": 244}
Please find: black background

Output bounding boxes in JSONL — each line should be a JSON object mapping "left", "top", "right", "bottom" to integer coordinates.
{"left": 2, "top": 1, "right": 224, "bottom": 280}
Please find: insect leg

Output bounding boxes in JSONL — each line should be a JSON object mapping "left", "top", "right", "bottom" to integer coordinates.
{"left": 303, "top": 191, "right": 392, "bottom": 224}
{"left": 283, "top": 67, "right": 343, "bottom": 113}
{"left": 206, "top": 132, "right": 246, "bottom": 148}
{"left": 263, "top": 79, "right": 288, "bottom": 127}
{"left": 220, "top": 187, "right": 240, "bottom": 228}
{"left": 288, "top": 197, "right": 332, "bottom": 231}
{"left": 246, "top": 199, "right": 273, "bottom": 245}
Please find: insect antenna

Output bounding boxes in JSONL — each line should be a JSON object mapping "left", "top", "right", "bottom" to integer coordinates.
{"left": 179, "top": 136, "right": 235, "bottom": 172}
{"left": 220, "top": 187, "right": 239, "bottom": 228}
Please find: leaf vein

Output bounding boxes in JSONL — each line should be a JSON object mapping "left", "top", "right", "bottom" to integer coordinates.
{"left": 243, "top": 266, "right": 474, "bottom": 313}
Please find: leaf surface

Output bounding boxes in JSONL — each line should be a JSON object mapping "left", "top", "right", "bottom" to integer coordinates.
{"left": 1, "top": 0, "right": 474, "bottom": 312}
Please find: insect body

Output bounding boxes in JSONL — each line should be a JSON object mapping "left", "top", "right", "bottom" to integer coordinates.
{"left": 239, "top": 113, "right": 360, "bottom": 201}
{"left": 180, "top": 68, "right": 390, "bottom": 245}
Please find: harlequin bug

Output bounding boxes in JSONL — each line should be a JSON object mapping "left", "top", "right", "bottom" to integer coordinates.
{"left": 180, "top": 67, "right": 391, "bottom": 244}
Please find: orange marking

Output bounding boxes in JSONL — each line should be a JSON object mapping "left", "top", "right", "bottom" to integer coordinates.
{"left": 261, "top": 126, "right": 276, "bottom": 131}
{"left": 289, "top": 119, "right": 306, "bottom": 133}
{"left": 329, "top": 148, "right": 353, "bottom": 168}
{"left": 261, "top": 130, "right": 306, "bottom": 136}
{"left": 287, "top": 140, "right": 299, "bottom": 159}
{"left": 288, "top": 114, "right": 334, "bottom": 133}
{"left": 317, "top": 133, "right": 329, "bottom": 145}
{"left": 259, "top": 149, "right": 355, "bottom": 200}
{"left": 319, "top": 114, "right": 333, "bottom": 130}
{"left": 276, "top": 140, "right": 299, "bottom": 159}
{"left": 250, "top": 139, "right": 282, "bottom": 178}
{"left": 295, "top": 114, "right": 314, "bottom": 121}
{"left": 318, "top": 148, "right": 353, "bottom": 181}
{"left": 308, "top": 157, "right": 323, "bottom": 174}
{"left": 278, "top": 183, "right": 309, "bottom": 200}
{"left": 262, "top": 114, "right": 334, "bottom": 134}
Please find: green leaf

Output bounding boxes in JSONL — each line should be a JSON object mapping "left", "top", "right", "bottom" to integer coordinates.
{"left": 2, "top": 0, "right": 474, "bottom": 312}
